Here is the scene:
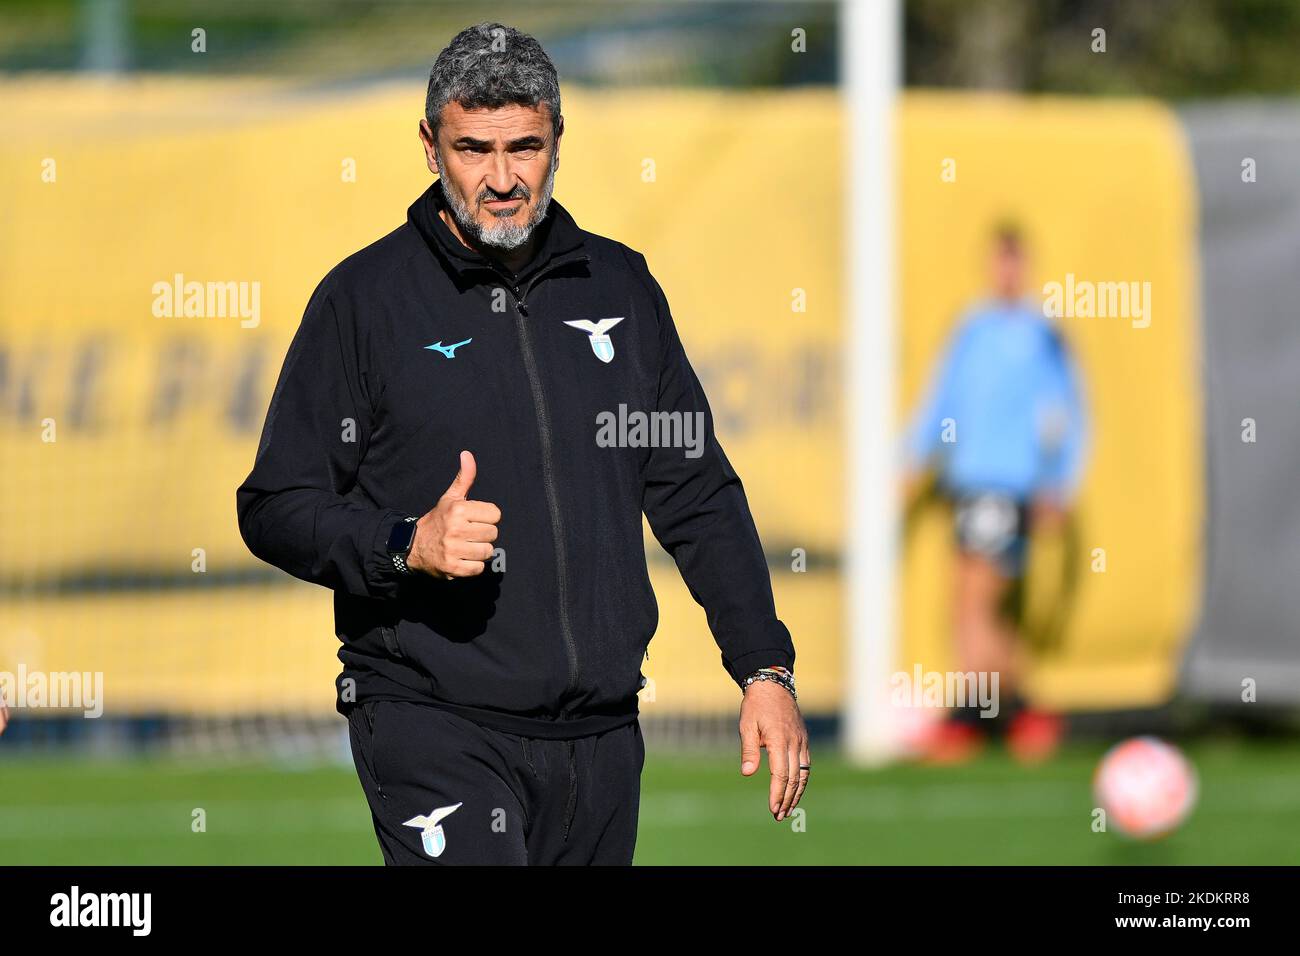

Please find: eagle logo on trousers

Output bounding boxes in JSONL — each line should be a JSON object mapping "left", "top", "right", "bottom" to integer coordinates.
{"left": 403, "top": 803, "right": 462, "bottom": 858}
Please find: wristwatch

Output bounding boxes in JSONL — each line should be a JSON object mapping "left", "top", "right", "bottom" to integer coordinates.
{"left": 385, "top": 516, "right": 419, "bottom": 575}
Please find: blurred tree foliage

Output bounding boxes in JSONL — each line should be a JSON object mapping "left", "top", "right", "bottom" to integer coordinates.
{"left": 0, "top": 0, "right": 837, "bottom": 85}
{"left": 2, "top": 0, "right": 1299, "bottom": 96}
{"left": 906, "top": 0, "right": 1300, "bottom": 97}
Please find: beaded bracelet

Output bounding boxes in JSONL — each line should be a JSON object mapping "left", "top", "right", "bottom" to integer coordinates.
{"left": 740, "top": 666, "right": 797, "bottom": 701}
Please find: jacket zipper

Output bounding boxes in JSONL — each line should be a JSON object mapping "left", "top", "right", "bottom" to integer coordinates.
{"left": 488, "top": 254, "right": 590, "bottom": 703}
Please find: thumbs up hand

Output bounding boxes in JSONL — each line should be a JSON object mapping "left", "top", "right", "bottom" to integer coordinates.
{"left": 407, "top": 450, "right": 502, "bottom": 579}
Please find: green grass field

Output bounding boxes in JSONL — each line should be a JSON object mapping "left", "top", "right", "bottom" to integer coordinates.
{"left": 3, "top": 740, "right": 1298, "bottom": 864}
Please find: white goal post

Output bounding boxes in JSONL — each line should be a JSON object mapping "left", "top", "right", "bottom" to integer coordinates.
{"left": 842, "top": 0, "right": 902, "bottom": 763}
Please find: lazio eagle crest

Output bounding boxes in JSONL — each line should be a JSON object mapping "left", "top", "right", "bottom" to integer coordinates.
{"left": 564, "top": 317, "right": 625, "bottom": 363}
{"left": 402, "top": 803, "right": 462, "bottom": 858}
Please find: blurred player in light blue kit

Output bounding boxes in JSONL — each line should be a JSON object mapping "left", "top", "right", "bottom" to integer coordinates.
{"left": 904, "top": 224, "right": 1088, "bottom": 763}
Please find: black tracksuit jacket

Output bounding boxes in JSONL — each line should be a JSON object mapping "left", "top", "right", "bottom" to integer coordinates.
{"left": 236, "top": 180, "right": 795, "bottom": 739}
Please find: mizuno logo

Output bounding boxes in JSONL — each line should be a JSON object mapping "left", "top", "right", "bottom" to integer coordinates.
{"left": 403, "top": 803, "right": 462, "bottom": 858}
{"left": 564, "top": 317, "right": 624, "bottom": 363}
{"left": 425, "top": 338, "right": 472, "bottom": 358}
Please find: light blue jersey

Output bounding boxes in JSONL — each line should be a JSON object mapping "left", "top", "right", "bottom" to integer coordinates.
{"left": 905, "top": 300, "right": 1088, "bottom": 501}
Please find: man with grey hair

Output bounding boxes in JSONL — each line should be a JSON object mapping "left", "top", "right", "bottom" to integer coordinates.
{"left": 238, "top": 22, "right": 806, "bottom": 865}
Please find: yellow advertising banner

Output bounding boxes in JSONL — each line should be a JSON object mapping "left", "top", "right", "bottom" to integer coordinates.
{"left": 0, "top": 81, "right": 1199, "bottom": 716}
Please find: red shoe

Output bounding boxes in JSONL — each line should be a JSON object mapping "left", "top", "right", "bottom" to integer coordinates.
{"left": 919, "top": 719, "right": 986, "bottom": 765}
{"left": 1006, "top": 710, "right": 1064, "bottom": 764}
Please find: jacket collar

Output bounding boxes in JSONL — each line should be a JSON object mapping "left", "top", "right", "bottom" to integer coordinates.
{"left": 408, "top": 178, "right": 587, "bottom": 283}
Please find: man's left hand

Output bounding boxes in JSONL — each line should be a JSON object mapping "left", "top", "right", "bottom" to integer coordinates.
{"left": 739, "top": 680, "right": 810, "bottom": 821}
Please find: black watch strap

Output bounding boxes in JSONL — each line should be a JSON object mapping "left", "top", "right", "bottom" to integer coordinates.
{"left": 387, "top": 516, "right": 419, "bottom": 575}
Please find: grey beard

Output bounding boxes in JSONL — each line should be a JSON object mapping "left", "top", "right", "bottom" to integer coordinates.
{"left": 435, "top": 151, "right": 557, "bottom": 251}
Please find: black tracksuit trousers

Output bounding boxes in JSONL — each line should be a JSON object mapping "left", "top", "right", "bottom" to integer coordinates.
{"left": 347, "top": 700, "right": 644, "bottom": 865}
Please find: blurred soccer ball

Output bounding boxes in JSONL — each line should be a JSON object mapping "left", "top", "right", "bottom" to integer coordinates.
{"left": 1094, "top": 737, "right": 1197, "bottom": 839}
